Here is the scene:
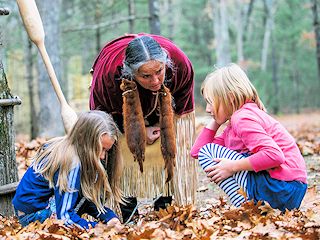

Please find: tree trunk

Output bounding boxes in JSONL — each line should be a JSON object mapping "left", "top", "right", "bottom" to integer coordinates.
{"left": 243, "top": 0, "right": 255, "bottom": 42}
{"left": 95, "top": 0, "right": 102, "bottom": 54}
{"left": 128, "top": 0, "right": 135, "bottom": 33}
{"left": 36, "top": 0, "right": 64, "bottom": 137}
{"left": 0, "top": 16, "right": 19, "bottom": 215}
{"left": 212, "top": 0, "right": 231, "bottom": 67}
{"left": 167, "top": 0, "right": 174, "bottom": 40}
{"left": 236, "top": 0, "right": 244, "bottom": 63}
{"left": 311, "top": 0, "right": 320, "bottom": 83}
{"left": 271, "top": 32, "right": 279, "bottom": 114}
{"left": 291, "top": 43, "right": 300, "bottom": 114}
{"left": 149, "top": 0, "right": 161, "bottom": 35}
{"left": 261, "top": 0, "right": 276, "bottom": 71}
{"left": 26, "top": 40, "right": 38, "bottom": 139}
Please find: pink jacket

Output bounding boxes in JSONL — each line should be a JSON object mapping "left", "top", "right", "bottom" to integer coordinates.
{"left": 191, "top": 103, "right": 307, "bottom": 183}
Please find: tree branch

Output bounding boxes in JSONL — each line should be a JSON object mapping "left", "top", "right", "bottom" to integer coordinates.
{"left": 63, "top": 15, "right": 149, "bottom": 33}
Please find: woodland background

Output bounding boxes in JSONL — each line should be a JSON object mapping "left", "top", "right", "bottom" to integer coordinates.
{"left": 0, "top": 0, "right": 320, "bottom": 140}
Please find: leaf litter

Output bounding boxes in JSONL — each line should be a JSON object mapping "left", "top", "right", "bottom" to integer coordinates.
{"left": 1, "top": 112, "right": 319, "bottom": 239}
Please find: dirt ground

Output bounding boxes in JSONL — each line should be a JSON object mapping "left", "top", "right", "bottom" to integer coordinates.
{"left": 195, "top": 111, "right": 320, "bottom": 208}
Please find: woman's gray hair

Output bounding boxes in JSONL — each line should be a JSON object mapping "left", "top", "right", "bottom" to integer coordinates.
{"left": 122, "top": 36, "right": 172, "bottom": 79}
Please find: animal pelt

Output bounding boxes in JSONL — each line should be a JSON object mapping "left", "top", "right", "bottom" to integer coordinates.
{"left": 159, "top": 84, "right": 176, "bottom": 182}
{"left": 120, "top": 78, "right": 146, "bottom": 173}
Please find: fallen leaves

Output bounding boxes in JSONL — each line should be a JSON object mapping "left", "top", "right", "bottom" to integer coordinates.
{"left": 2, "top": 197, "right": 320, "bottom": 239}
{"left": 15, "top": 137, "right": 46, "bottom": 179}
{"left": 287, "top": 123, "right": 320, "bottom": 156}
{"left": 4, "top": 114, "right": 319, "bottom": 239}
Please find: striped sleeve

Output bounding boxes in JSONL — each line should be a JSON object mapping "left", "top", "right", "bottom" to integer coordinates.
{"left": 53, "top": 164, "right": 97, "bottom": 229}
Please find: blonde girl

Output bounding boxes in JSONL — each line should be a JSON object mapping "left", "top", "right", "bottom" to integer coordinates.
{"left": 191, "top": 63, "right": 307, "bottom": 211}
{"left": 13, "top": 110, "right": 123, "bottom": 229}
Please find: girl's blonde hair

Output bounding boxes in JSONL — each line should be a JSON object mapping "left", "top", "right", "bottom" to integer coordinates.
{"left": 33, "top": 110, "right": 123, "bottom": 213}
{"left": 201, "top": 63, "right": 266, "bottom": 118}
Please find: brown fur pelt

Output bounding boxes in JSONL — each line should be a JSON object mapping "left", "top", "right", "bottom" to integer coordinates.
{"left": 159, "top": 84, "right": 176, "bottom": 182}
{"left": 120, "top": 78, "right": 146, "bottom": 173}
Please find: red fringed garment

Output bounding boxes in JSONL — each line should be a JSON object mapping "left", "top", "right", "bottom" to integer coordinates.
{"left": 89, "top": 33, "right": 194, "bottom": 131}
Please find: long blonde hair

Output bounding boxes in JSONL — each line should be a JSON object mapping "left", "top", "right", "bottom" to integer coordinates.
{"left": 201, "top": 63, "right": 266, "bottom": 118}
{"left": 33, "top": 110, "right": 123, "bottom": 213}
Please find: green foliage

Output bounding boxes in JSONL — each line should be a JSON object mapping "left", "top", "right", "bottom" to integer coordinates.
{"left": 273, "top": 0, "right": 319, "bottom": 112}
{"left": 1, "top": 0, "right": 319, "bottom": 126}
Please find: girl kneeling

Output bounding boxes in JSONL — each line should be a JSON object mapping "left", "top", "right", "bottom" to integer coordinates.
{"left": 13, "top": 110, "right": 123, "bottom": 229}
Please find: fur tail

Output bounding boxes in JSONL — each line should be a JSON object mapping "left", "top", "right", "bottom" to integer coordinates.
{"left": 159, "top": 85, "right": 176, "bottom": 182}
{"left": 121, "top": 78, "right": 146, "bottom": 173}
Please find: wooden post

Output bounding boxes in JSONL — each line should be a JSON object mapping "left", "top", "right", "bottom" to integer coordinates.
{"left": 0, "top": 7, "right": 21, "bottom": 216}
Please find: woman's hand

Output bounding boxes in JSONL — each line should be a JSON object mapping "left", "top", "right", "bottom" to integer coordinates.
{"left": 205, "top": 158, "right": 235, "bottom": 183}
{"left": 146, "top": 126, "right": 161, "bottom": 145}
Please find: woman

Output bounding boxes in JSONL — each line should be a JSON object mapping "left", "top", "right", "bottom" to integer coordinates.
{"left": 90, "top": 34, "right": 197, "bottom": 221}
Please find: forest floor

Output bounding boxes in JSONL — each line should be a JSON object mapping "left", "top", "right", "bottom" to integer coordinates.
{"left": 1, "top": 111, "right": 320, "bottom": 239}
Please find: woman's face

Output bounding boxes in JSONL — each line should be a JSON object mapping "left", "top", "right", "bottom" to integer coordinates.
{"left": 134, "top": 60, "right": 165, "bottom": 91}
{"left": 99, "top": 134, "right": 115, "bottom": 160}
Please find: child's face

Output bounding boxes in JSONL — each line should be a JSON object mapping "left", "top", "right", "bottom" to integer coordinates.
{"left": 206, "top": 100, "right": 229, "bottom": 125}
{"left": 99, "top": 134, "right": 115, "bottom": 160}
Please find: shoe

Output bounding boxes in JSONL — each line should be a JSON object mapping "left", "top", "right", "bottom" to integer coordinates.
{"left": 154, "top": 196, "right": 172, "bottom": 211}
{"left": 119, "top": 197, "right": 139, "bottom": 223}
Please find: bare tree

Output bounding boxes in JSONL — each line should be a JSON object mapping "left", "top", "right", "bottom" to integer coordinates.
{"left": 94, "top": 0, "right": 102, "bottom": 53}
{"left": 229, "top": 0, "right": 255, "bottom": 64}
{"left": 211, "top": 0, "right": 231, "bottom": 67}
{"left": 236, "top": 0, "right": 244, "bottom": 63}
{"left": 26, "top": 40, "right": 38, "bottom": 138}
{"left": 36, "top": 0, "right": 64, "bottom": 137}
{"left": 167, "top": 0, "right": 174, "bottom": 40}
{"left": 243, "top": 0, "right": 255, "bottom": 42}
{"left": 78, "top": 0, "right": 96, "bottom": 75}
{"left": 149, "top": 0, "right": 161, "bottom": 34}
{"left": 128, "top": 0, "right": 135, "bottom": 33}
{"left": 312, "top": 0, "right": 320, "bottom": 83}
{"left": 261, "top": 0, "right": 276, "bottom": 71}
{"left": 271, "top": 31, "right": 280, "bottom": 114}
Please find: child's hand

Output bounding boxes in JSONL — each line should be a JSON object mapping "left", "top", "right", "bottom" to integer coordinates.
{"left": 206, "top": 119, "right": 221, "bottom": 131}
{"left": 205, "top": 158, "right": 235, "bottom": 183}
{"left": 107, "top": 217, "right": 121, "bottom": 226}
{"left": 107, "top": 217, "right": 123, "bottom": 231}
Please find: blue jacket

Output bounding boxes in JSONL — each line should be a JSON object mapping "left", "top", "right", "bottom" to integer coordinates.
{"left": 13, "top": 161, "right": 117, "bottom": 229}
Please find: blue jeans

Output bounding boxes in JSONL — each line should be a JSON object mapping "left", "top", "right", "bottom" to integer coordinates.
{"left": 15, "top": 208, "right": 52, "bottom": 227}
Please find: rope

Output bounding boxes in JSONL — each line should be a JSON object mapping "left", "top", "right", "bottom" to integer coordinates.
{"left": 122, "top": 86, "right": 137, "bottom": 96}
{"left": 144, "top": 91, "right": 159, "bottom": 119}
